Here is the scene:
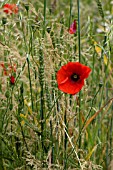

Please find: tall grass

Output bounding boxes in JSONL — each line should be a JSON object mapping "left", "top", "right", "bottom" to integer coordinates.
{"left": 0, "top": 0, "right": 113, "bottom": 169}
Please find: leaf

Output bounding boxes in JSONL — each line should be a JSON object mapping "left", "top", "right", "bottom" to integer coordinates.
{"left": 103, "top": 54, "right": 112, "bottom": 71}
{"left": 20, "top": 113, "right": 27, "bottom": 118}
{"left": 21, "top": 120, "right": 25, "bottom": 126}
{"left": 20, "top": 113, "right": 28, "bottom": 126}
{"left": 83, "top": 98, "right": 113, "bottom": 131}
{"left": 93, "top": 40, "right": 112, "bottom": 71}
{"left": 94, "top": 41, "right": 101, "bottom": 54}
{"left": 85, "top": 145, "right": 97, "bottom": 160}
{"left": 24, "top": 99, "right": 32, "bottom": 114}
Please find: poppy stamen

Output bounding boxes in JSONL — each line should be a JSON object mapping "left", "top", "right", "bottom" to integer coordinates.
{"left": 71, "top": 73, "right": 79, "bottom": 82}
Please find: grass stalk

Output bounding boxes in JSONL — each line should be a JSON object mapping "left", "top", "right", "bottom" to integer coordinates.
{"left": 64, "top": 95, "right": 68, "bottom": 169}
{"left": 43, "top": 0, "right": 47, "bottom": 38}
{"left": 17, "top": 116, "right": 29, "bottom": 151}
{"left": 26, "top": 55, "right": 34, "bottom": 110}
{"left": 0, "top": 107, "right": 4, "bottom": 169}
{"left": 110, "top": 105, "right": 113, "bottom": 161}
{"left": 76, "top": 85, "right": 101, "bottom": 145}
{"left": 69, "top": 0, "right": 73, "bottom": 28}
{"left": 38, "top": 0, "right": 47, "bottom": 165}
{"left": 39, "top": 47, "right": 45, "bottom": 165}
{"left": 67, "top": 86, "right": 101, "bottom": 159}
{"left": 50, "top": 120, "right": 53, "bottom": 164}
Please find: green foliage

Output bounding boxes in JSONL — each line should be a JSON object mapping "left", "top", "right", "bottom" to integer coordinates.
{"left": 0, "top": 0, "right": 113, "bottom": 169}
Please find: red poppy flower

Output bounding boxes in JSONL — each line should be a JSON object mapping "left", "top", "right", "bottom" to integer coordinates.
{"left": 10, "top": 76, "right": 15, "bottom": 85}
{"left": 3, "top": 4, "right": 18, "bottom": 14}
{"left": 0, "top": 63, "right": 8, "bottom": 75}
{"left": 0, "top": 63, "right": 5, "bottom": 68}
{"left": 68, "top": 20, "right": 77, "bottom": 34}
{"left": 56, "top": 62, "right": 91, "bottom": 95}
{"left": 0, "top": 62, "right": 16, "bottom": 76}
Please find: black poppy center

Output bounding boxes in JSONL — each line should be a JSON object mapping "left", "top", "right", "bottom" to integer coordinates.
{"left": 71, "top": 73, "right": 80, "bottom": 82}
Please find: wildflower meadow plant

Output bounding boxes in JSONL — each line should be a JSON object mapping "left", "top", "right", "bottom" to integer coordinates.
{"left": 10, "top": 75, "right": 15, "bottom": 85}
{"left": 57, "top": 62, "right": 91, "bottom": 95}
{"left": 0, "top": 0, "right": 113, "bottom": 170}
{"left": 3, "top": 3, "right": 18, "bottom": 14}
{"left": 68, "top": 19, "right": 77, "bottom": 34}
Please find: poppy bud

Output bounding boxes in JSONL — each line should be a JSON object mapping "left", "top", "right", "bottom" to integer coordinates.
{"left": 10, "top": 76, "right": 15, "bottom": 85}
{"left": 24, "top": 4, "right": 29, "bottom": 12}
{"left": 2, "top": 17, "right": 7, "bottom": 25}
{"left": 5, "top": 91, "right": 10, "bottom": 98}
{"left": 99, "top": 81, "right": 103, "bottom": 88}
{"left": 9, "top": 103, "right": 13, "bottom": 110}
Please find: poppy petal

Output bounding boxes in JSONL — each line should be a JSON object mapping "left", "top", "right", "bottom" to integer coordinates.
{"left": 57, "top": 66, "right": 69, "bottom": 85}
{"left": 68, "top": 20, "right": 77, "bottom": 34}
{"left": 10, "top": 76, "right": 15, "bottom": 84}
{"left": 3, "top": 4, "right": 18, "bottom": 14}
{"left": 64, "top": 62, "right": 91, "bottom": 81}
{"left": 58, "top": 79, "right": 84, "bottom": 95}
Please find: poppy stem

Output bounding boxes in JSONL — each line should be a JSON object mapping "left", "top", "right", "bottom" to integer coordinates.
{"left": 77, "top": 0, "right": 82, "bottom": 157}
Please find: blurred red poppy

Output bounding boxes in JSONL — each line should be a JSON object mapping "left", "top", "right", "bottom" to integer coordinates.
{"left": 3, "top": 4, "right": 18, "bottom": 14}
{"left": 0, "top": 63, "right": 7, "bottom": 75}
{"left": 8, "top": 64, "right": 16, "bottom": 73}
{"left": 57, "top": 62, "right": 91, "bottom": 95}
{"left": 10, "top": 76, "right": 15, "bottom": 85}
{"left": 0, "top": 62, "right": 16, "bottom": 76}
{"left": 68, "top": 20, "right": 77, "bottom": 34}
